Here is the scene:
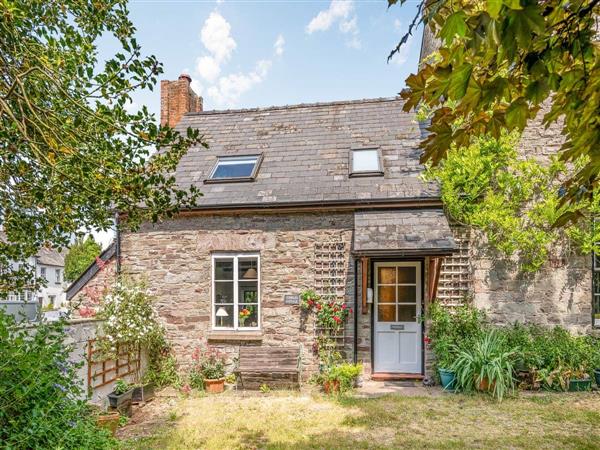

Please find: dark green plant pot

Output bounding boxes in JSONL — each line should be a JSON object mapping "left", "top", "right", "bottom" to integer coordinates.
{"left": 438, "top": 368, "right": 456, "bottom": 392}
{"left": 594, "top": 370, "right": 600, "bottom": 388}
{"left": 107, "top": 388, "right": 133, "bottom": 416}
{"left": 568, "top": 378, "right": 592, "bottom": 392}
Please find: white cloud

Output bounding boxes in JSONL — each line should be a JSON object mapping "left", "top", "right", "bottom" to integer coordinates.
{"left": 207, "top": 60, "right": 272, "bottom": 106}
{"left": 200, "top": 11, "right": 236, "bottom": 63}
{"left": 274, "top": 34, "right": 285, "bottom": 56}
{"left": 196, "top": 55, "right": 221, "bottom": 83}
{"left": 394, "top": 19, "right": 402, "bottom": 32}
{"left": 306, "top": 1, "right": 360, "bottom": 49}
{"left": 306, "top": 0, "right": 354, "bottom": 34}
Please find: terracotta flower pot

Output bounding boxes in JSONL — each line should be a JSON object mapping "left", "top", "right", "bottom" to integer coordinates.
{"left": 96, "top": 411, "right": 120, "bottom": 436}
{"left": 323, "top": 379, "right": 340, "bottom": 394}
{"left": 204, "top": 378, "right": 225, "bottom": 394}
{"left": 477, "top": 377, "right": 496, "bottom": 392}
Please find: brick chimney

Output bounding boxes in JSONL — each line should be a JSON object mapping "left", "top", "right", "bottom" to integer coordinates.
{"left": 160, "top": 74, "right": 203, "bottom": 128}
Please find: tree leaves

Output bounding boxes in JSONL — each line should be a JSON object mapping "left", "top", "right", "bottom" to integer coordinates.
{"left": 391, "top": 0, "right": 600, "bottom": 227}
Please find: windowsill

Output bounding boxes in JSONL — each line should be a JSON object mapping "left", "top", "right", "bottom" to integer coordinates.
{"left": 349, "top": 171, "right": 384, "bottom": 178}
{"left": 207, "top": 330, "right": 263, "bottom": 342}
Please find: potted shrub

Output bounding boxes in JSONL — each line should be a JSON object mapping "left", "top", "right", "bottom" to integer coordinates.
{"left": 323, "top": 363, "right": 362, "bottom": 395}
{"left": 451, "top": 330, "right": 517, "bottom": 400}
{"left": 568, "top": 368, "right": 592, "bottom": 392}
{"left": 192, "top": 346, "right": 226, "bottom": 394}
{"left": 96, "top": 410, "right": 120, "bottom": 436}
{"left": 107, "top": 379, "right": 134, "bottom": 415}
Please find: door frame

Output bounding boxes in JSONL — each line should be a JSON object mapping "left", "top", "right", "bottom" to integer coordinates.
{"left": 370, "top": 258, "right": 425, "bottom": 375}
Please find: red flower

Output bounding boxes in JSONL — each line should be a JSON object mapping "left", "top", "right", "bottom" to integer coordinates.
{"left": 333, "top": 316, "right": 341, "bottom": 323}
{"left": 192, "top": 348, "right": 200, "bottom": 361}
{"left": 342, "top": 304, "right": 347, "bottom": 310}
{"left": 316, "top": 303, "right": 322, "bottom": 310}
{"left": 424, "top": 336, "right": 432, "bottom": 344}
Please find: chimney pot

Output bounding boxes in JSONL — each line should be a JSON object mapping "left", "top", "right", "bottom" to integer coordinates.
{"left": 178, "top": 73, "right": 192, "bottom": 83}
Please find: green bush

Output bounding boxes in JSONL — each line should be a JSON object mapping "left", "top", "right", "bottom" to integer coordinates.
{"left": 0, "top": 311, "right": 116, "bottom": 449}
{"left": 451, "top": 330, "right": 517, "bottom": 401}
{"left": 426, "top": 302, "right": 486, "bottom": 370}
{"left": 326, "top": 363, "right": 363, "bottom": 393}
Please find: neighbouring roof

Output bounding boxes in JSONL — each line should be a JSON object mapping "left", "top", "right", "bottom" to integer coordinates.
{"left": 353, "top": 209, "right": 456, "bottom": 256}
{"left": 36, "top": 247, "right": 66, "bottom": 267}
{"left": 65, "top": 242, "right": 115, "bottom": 301}
{"left": 173, "top": 97, "right": 439, "bottom": 209}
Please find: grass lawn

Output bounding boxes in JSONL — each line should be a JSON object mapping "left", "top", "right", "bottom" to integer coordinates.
{"left": 120, "top": 390, "right": 600, "bottom": 449}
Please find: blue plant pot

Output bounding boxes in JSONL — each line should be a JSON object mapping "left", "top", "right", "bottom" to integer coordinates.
{"left": 438, "top": 368, "right": 456, "bottom": 392}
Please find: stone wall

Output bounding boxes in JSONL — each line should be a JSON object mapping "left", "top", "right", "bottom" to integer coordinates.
{"left": 69, "top": 258, "right": 116, "bottom": 315}
{"left": 120, "top": 211, "right": 356, "bottom": 379}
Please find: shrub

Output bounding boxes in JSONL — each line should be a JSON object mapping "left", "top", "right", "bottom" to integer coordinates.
{"left": 191, "top": 346, "right": 226, "bottom": 380}
{"left": 426, "top": 302, "right": 486, "bottom": 370}
{"left": 451, "top": 330, "right": 517, "bottom": 401}
{"left": 0, "top": 311, "right": 116, "bottom": 449}
{"left": 326, "top": 363, "right": 363, "bottom": 393}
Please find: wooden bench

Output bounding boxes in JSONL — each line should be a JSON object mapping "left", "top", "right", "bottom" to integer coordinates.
{"left": 237, "top": 346, "right": 302, "bottom": 390}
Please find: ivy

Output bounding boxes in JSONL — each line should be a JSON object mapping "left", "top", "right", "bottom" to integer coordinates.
{"left": 426, "top": 133, "right": 600, "bottom": 272}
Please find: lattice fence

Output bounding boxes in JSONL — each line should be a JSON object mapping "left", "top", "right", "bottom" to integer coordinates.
{"left": 87, "top": 339, "right": 141, "bottom": 390}
{"left": 437, "top": 226, "right": 473, "bottom": 306}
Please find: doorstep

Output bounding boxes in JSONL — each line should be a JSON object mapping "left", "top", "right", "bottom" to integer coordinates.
{"left": 370, "top": 372, "right": 424, "bottom": 381}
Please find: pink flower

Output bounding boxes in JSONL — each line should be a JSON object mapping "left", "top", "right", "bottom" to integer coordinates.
{"left": 79, "top": 306, "right": 96, "bottom": 318}
{"left": 95, "top": 257, "right": 106, "bottom": 270}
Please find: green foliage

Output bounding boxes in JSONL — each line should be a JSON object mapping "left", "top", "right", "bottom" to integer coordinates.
{"left": 113, "top": 378, "right": 131, "bottom": 395}
{"left": 425, "top": 133, "right": 598, "bottom": 271}
{"left": 389, "top": 0, "right": 600, "bottom": 223}
{"left": 326, "top": 363, "right": 363, "bottom": 393}
{"left": 503, "top": 323, "right": 598, "bottom": 390}
{"left": 65, "top": 236, "right": 102, "bottom": 282}
{"left": 426, "top": 302, "right": 486, "bottom": 369}
{"left": 188, "top": 368, "right": 204, "bottom": 391}
{"left": 0, "top": 1, "right": 204, "bottom": 295}
{"left": 451, "top": 330, "right": 517, "bottom": 401}
{"left": 144, "top": 352, "right": 181, "bottom": 388}
{"left": 0, "top": 310, "right": 116, "bottom": 448}
{"left": 259, "top": 383, "right": 271, "bottom": 393}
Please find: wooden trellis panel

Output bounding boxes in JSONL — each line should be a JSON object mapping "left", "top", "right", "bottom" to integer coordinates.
{"left": 87, "top": 339, "right": 140, "bottom": 390}
{"left": 314, "top": 241, "right": 347, "bottom": 300}
{"left": 437, "top": 227, "right": 473, "bottom": 306}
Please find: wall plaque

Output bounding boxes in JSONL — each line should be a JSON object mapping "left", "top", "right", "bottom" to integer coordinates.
{"left": 390, "top": 324, "right": 405, "bottom": 331}
{"left": 284, "top": 294, "right": 300, "bottom": 305}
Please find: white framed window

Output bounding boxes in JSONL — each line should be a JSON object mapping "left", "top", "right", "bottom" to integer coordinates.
{"left": 40, "top": 267, "right": 46, "bottom": 280}
{"left": 207, "top": 155, "right": 262, "bottom": 182}
{"left": 55, "top": 268, "right": 61, "bottom": 284}
{"left": 350, "top": 148, "right": 383, "bottom": 176}
{"left": 212, "top": 253, "right": 260, "bottom": 330}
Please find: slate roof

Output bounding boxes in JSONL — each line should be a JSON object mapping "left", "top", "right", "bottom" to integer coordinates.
{"left": 353, "top": 209, "right": 456, "bottom": 256}
{"left": 174, "top": 97, "right": 439, "bottom": 209}
{"left": 36, "top": 247, "right": 66, "bottom": 267}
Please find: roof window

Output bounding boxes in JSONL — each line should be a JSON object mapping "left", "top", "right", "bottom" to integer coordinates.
{"left": 350, "top": 148, "right": 383, "bottom": 176}
{"left": 206, "top": 155, "right": 262, "bottom": 183}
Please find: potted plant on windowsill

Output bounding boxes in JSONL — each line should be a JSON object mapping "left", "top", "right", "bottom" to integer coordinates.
{"left": 192, "top": 346, "right": 227, "bottom": 394}
{"left": 107, "top": 379, "right": 134, "bottom": 414}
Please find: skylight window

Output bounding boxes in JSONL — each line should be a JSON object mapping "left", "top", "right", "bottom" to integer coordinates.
{"left": 350, "top": 149, "right": 383, "bottom": 176}
{"left": 208, "top": 155, "right": 261, "bottom": 182}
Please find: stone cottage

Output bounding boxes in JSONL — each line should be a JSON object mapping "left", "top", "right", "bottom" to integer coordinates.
{"left": 68, "top": 32, "right": 597, "bottom": 382}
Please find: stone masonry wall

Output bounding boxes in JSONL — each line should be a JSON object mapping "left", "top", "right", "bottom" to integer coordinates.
{"left": 120, "top": 211, "right": 356, "bottom": 379}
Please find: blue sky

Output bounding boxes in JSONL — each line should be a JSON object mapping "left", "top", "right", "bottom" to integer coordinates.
{"left": 120, "top": 0, "right": 423, "bottom": 114}
{"left": 94, "top": 0, "right": 423, "bottom": 248}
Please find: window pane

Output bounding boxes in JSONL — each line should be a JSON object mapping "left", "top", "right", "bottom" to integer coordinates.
{"left": 215, "top": 305, "right": 234, "bottom": 327}
{"left": 397, "top": 286, "right": 417, "bottom": 303}
{"left": 378, "top": 304, "right": 396, "bottom": 322}
{"left": 239, "top": 281, "right": 258, "bottom": 303}
{"left": 212, "top": 156, "right": 258, "bottom": 179}
{"left": 215, "top": 281, "right": 234, "bottom": 303}
{"left": 239, "top": 304, "right": 258, "bottom": 328}
{"left": 378, "top": 267, "right": 396, "bottom": 284}
{"left": 378, "top": 286, "right": 396, "bottom": 303}
{"left": 352, "top": 149, "right": 380, "bottom": 172}
{"left": 398, "top": 305, "right": 417, "bottom": 322}
{"left": 397, "top": 267, "right": 416, "bottom": 284}
{"left": 239, "top": 257, "right": 258, "bottom": 280}
{"left": 215, "top": 259, "right": 233, "bottom": 280}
